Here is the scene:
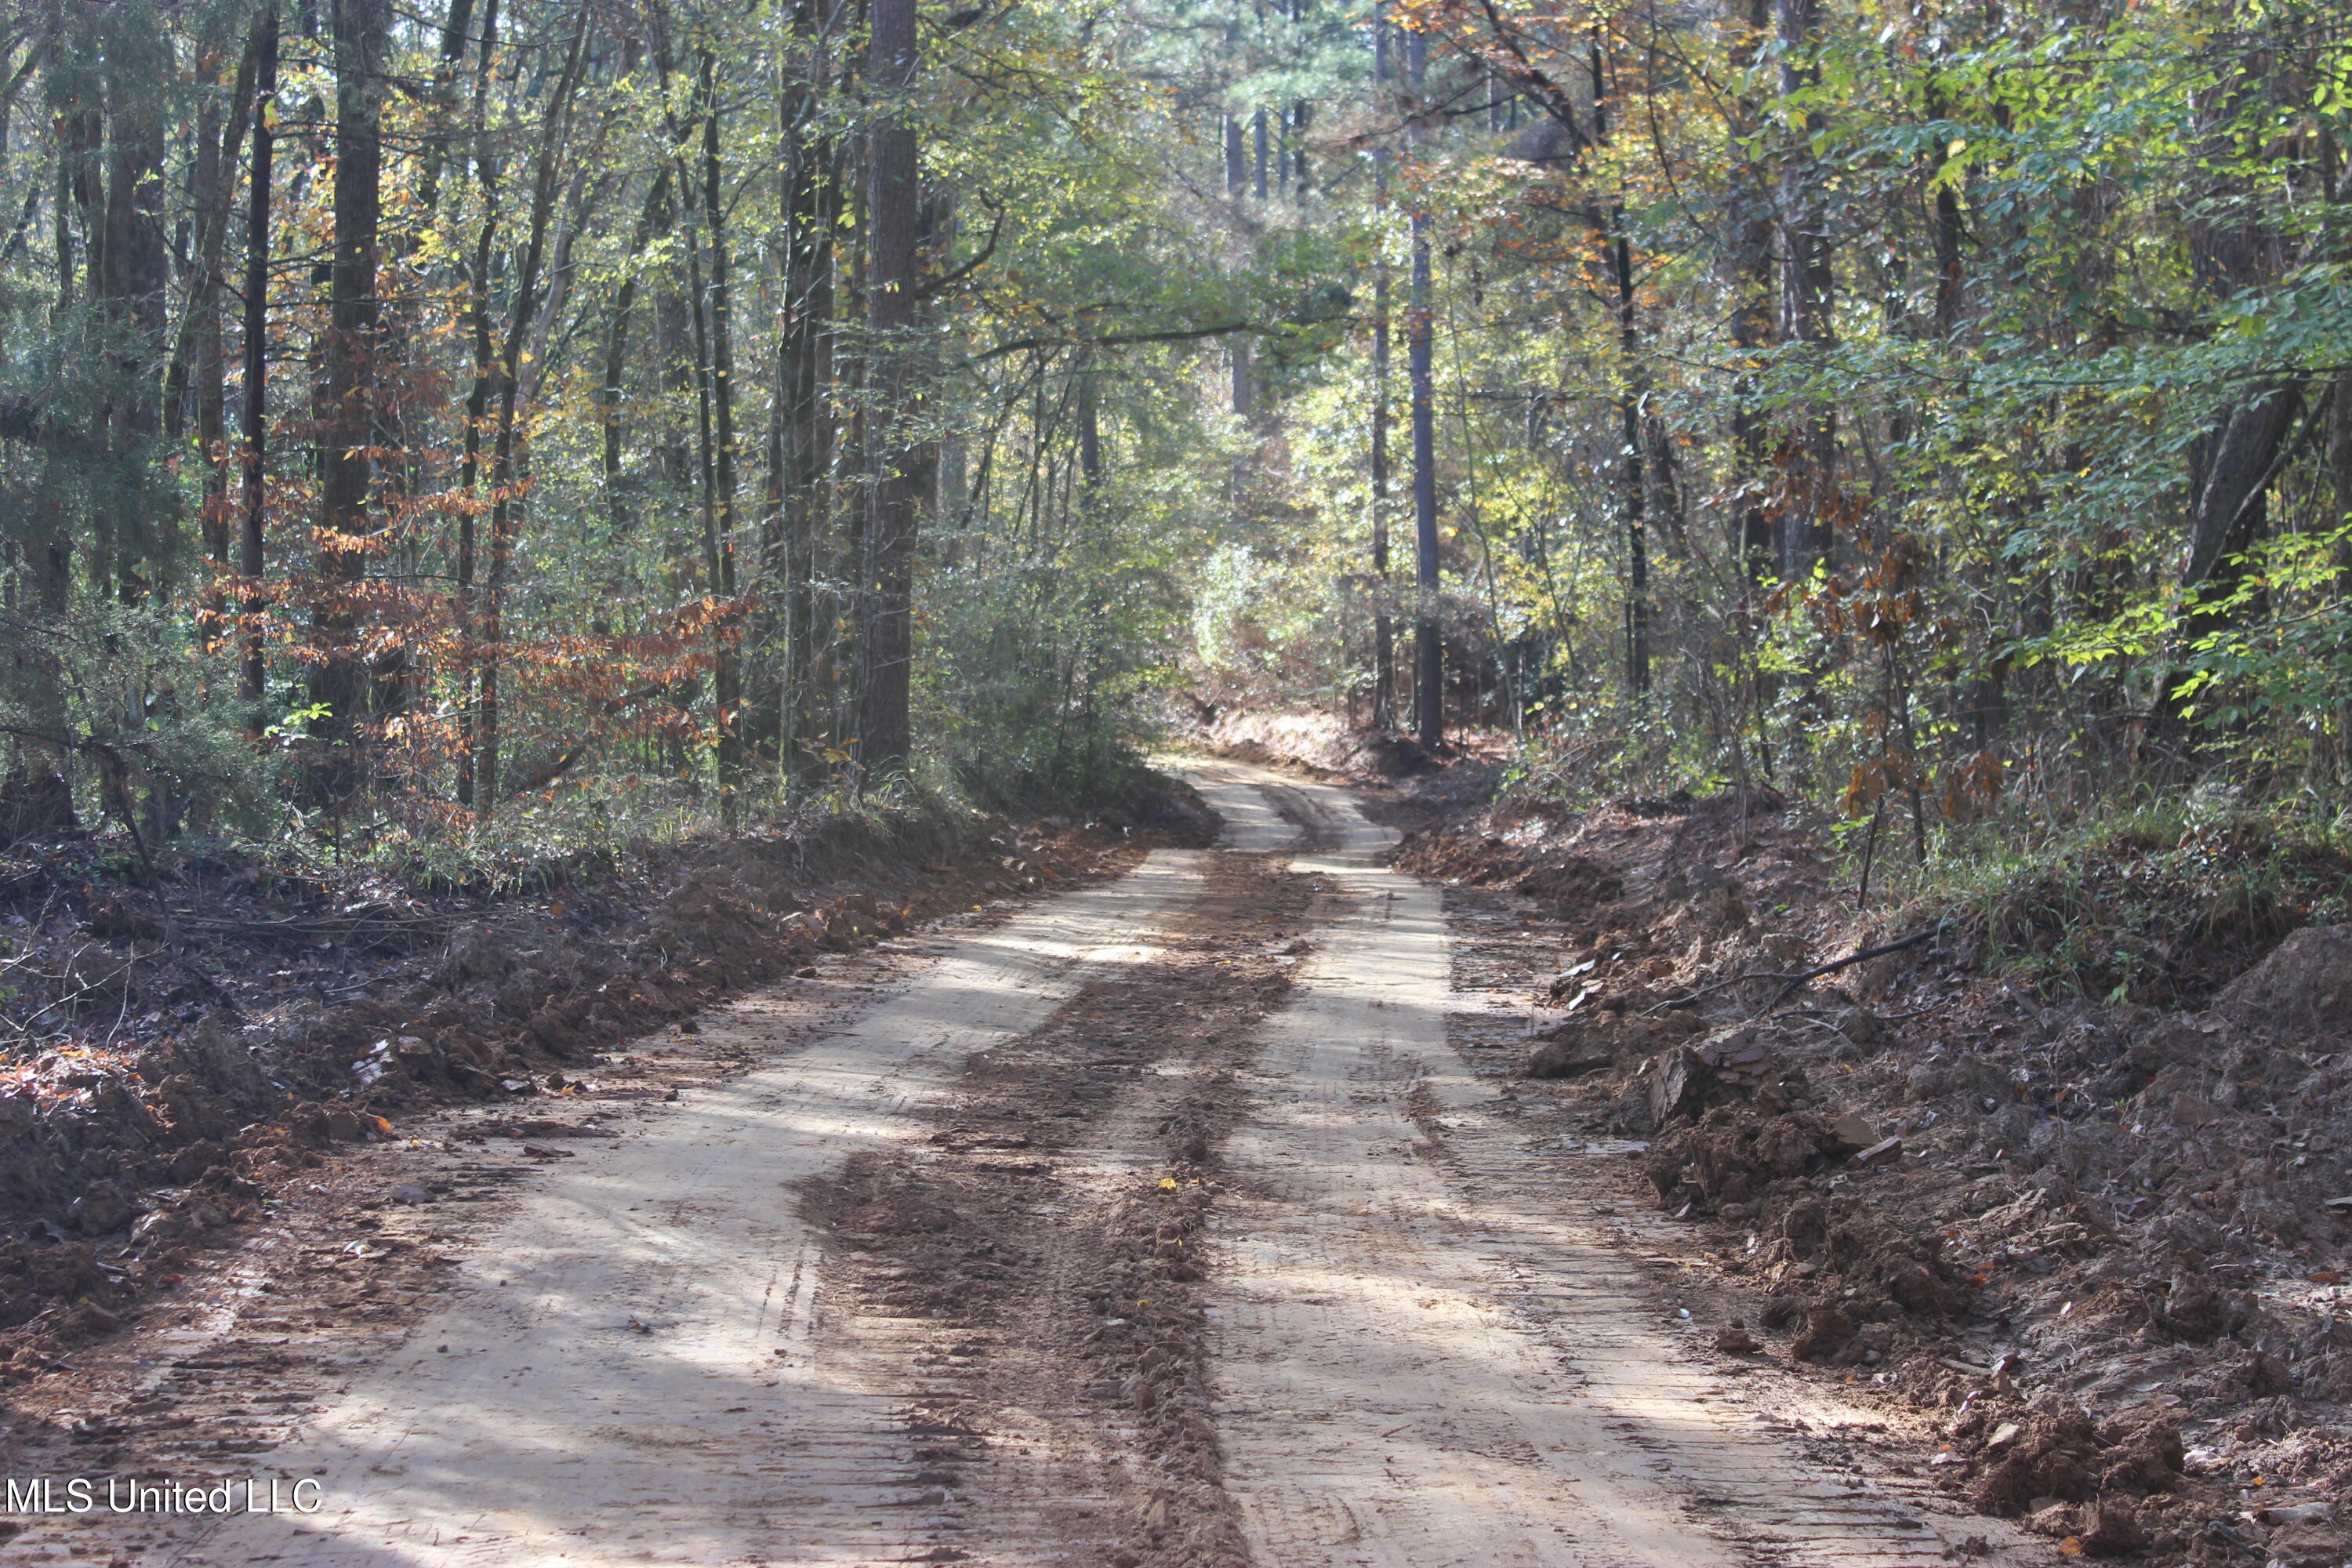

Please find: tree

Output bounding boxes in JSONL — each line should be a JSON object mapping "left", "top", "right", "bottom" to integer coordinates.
{"left": 239, "top": 3, "right": 279, "bottom": 717}
{"left": 1406, "top": 25, "right": 1441, "bottom": 749}
{"left": 310, "top": 0, "right": 390, "bottom": 801}
{"left": 854, "top": 0, "right": 928, "bottom": 782}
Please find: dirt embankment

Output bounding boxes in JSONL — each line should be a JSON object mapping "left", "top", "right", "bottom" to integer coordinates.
{"left": 0, "top": 779, "right": 1215, "bottom": 1388}
{"left": 1402, "top": 790, "right": 2352, "bottom": 1566}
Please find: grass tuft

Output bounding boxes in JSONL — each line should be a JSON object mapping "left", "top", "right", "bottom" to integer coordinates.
{"left": 1892, "top": 799, "right": 2352, "bottom": 1008}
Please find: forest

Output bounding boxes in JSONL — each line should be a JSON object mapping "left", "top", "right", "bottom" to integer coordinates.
{"left": 9, "top": 0, "right": 2352, "bottom": 1557}
{"left": 0, "top": 0, "right": 2348, "bottom": 873}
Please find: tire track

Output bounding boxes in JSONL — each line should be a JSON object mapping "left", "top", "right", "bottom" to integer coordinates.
{"left": 5, "top": 850, "right": 1211, "bottom": 1567}
{"left": 797, "top": 770, "right": 1322, "bottom": 1568}
{"left": 1191, "top": 757, "right": 2047, "bottom": 1568}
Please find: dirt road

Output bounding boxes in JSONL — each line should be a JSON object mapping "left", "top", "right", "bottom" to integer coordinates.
{"left": 1, "top": 760, "right": 2040, "bottom": 1566}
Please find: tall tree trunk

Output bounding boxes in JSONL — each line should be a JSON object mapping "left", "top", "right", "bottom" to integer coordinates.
{"left": 99, "top": 8, "right": 170, "bottom": 601}
{"left": 853, "top": 0, "right": 927, "bottom": 781}
{"left": 700, "top": 50, "right": 746, "bottom": 823}
{"left": 1595, "top": 39, "right": 1647, "bottom": 698}
{"left": 1774, "top": 0, "right": 1835, "bottom": 582}
{"left": 520, "top": 172, "right": 598, "bottom": 410}
{"left": 451, "top": 0, "right": 503, "bottom": 807}
{"left": 413, "top": 0, "right": 480, "bottom": 220}
{"left": 310, "top": 0, "right": 389, "bottom": 801}
{"left": 779, "top": 6, "right": 839, "bottom": 791}
{"left": 58, "top": 98, "right": 100, "bottom": 310}
{"left": 166, "top": 17, "right": 260, "bottom": 448}
{"left": 477, "top": 0, "right": 590, "bottom": 815}
{"left": 239, "top": 5, "right": 278, "bottom": 720}
{"left": 2184, "top": 389, "right": 2302, "bottom": 591}
{"left": 1076, "top": 359, "right": 1102, "bottom": 487}
{"left": 1292, "top": 100, "right": 1310, "bottom": 197}
{"left": 1369, "top": 5, "right": 1395, "bottom": 728}
{"left": 2333, "top": 358, "right": 2352, "bottom": 781}
{"left": 183, "top": 22, "right": 234, "bottom": 614}
{"left": 1728, "top": 0, "right": 1775, "bottom": 580}
{"left": 1931, "top": 88, "right": 1964, "bottom": 339}
{"left": 602, "top": 169, "right": 673, "bottom": 536}
{"left": 1407, "top": 28, "right": 1441, "bottom": 748}
{"left": 2165, "top": 49, "right": 2297, "bottom": 735}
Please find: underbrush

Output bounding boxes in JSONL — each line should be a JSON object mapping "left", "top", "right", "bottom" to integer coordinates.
{"left": 1887, "top": 799, "right": 2352, "bottom": 1009}
{"left": 70, "top": 744, "right": 1203, "bottom": 903}
{"left": 0, "top": 743, "right": 1209, "bottom": 1081}
{"left": 1494, "top": 699, "right": 2352, "bottom": 1013}
{"left": 1501, "top": 705, "right": 1710, "bottom": 811}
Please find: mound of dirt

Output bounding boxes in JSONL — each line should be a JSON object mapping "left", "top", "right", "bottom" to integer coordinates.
{"left": 0, "top": 770, "right": 1215, "bottom": 1377}
{"left": 1413, "top": 776, "right": 2352, "bottom": 1563}
{"left": 1976, "top": 822, "right": 2352, "bottom": 1009}
{"left": 2212, "top": 924, "right": 2352, "bottom": 1037}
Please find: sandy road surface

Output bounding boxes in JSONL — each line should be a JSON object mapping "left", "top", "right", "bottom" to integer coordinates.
{"left": 2, "top": 760, "right": 2042, "bottom": 1568}
{"left": 7, "top": 848, "right": 1213, "bottom": 1567}
{"left": 1189, "top": 759, "right": 2035, "bottom": 1568}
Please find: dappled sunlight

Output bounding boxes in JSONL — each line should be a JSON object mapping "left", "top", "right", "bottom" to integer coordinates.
{"left": 9, "top": 763, "right": 2014, "bottom": 1566}
{"left": 1175, "top": 757, "right": 1306, "bottom": 854}
{"left": 1197, "top": 760, "right": 1978, "bottom": 1568}
{"left": 157, "top": 831, "right": 1218, "bottom": 1565}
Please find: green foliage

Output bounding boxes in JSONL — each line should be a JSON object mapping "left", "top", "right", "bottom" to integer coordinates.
{"left": 1895, "top": 796, "right": 2352, "bottom": 1007}
{"left": 0, "top": 592, "right": 270, "bottom": 840}
{"left": 4, "top": 0, "right": 2350, "bottom": 888}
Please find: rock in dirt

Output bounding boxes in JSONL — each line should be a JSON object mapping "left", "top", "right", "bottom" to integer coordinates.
{"left": 1824, "top": 1004, "right": 1891, "bottom": 1050}
{"left": 2075, "top": 1502, "right": 2150, "bottom": 1556}
{"left": 2212, "top": 924, "right": 2352, "bottom": 1037}
{"left": 1512, "top": 855, "right": 1625, "bottom": 911}
{"left": 66, "top": 1182, "right": 139, "bottom": 1236}
{"left": 1825, "top": 1111, "right": 1876, "bottom": 1150}
{"left": 1646, "top": 1106, "right": 1857, "bottom": 1211}
{"left": 2096, "top": 1418, "right": 2184, "bottom": 1495}
{"left": 1962, "top": 1408, "right": 2183, "bottom": 1527}
{"left": 1526, "top": 1040, "right": 1613, "bottom": 1078}
{"left": 1641, "top": 1024, "right": 1801, "bottom": 1127}
{"left": 1788, "top": 1306, "right": 1854, "bottom": 1362}
{"left": 485, "top": 1118, "right": 615, "bottom": 1140}
{"left": 444, "top": 924, "right": 514, "bottom": 985}
{"left": 2243, "top": 1349, "right": 2294, "bottom": 1395}
{"left": 1713, "top": 1325, "right": 1761, "bottom": 1353}
{"left": 2154, "top": 1266, "right": 2249, "bottom": 1342}
{"left": 2168, "top": 1091, "right": 2218, "bottom": 1128}
{"left": 2265, "top": 1523, "right": 2352, "bottom": 1568}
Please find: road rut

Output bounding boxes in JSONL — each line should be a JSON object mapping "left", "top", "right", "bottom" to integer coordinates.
{"left": 12, "top": 851, "right": 1207, "bottom": 1566}
{"left": 0, "top": 762, "right": 2042, "bottom": 1568}
{"left": 1194, "top": 757, "right": 2033, "bottom": 1568}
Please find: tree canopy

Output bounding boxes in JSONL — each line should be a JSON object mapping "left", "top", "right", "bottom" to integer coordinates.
{"left": 2, "top": 0, "right": 2347, "bottom": 866}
